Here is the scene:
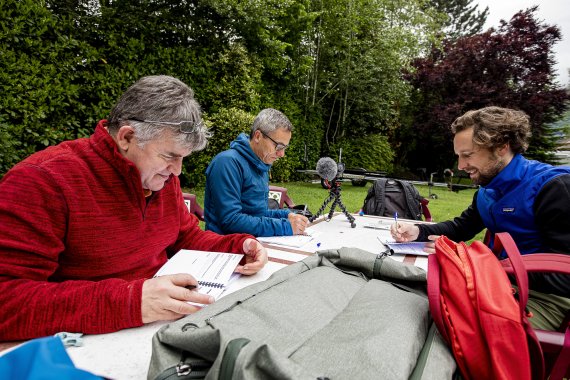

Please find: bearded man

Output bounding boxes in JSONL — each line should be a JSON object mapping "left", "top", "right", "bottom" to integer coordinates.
{"left": 391, "top": 106, "right": 570, "bottom": 331}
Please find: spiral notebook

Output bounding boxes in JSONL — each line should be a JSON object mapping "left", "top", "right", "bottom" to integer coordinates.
{"left": 154, "top": 249, "right": 243, "bottom": 302}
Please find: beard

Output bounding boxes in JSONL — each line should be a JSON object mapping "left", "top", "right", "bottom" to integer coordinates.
{"left": 470, "top": 155, "right": 506, "bottom": 186}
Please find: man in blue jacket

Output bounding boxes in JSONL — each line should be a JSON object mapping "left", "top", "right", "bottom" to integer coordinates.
{"left": 392, "top": 106, "right": 570, "bottom": 330}
{"left": 204, "top": 108, "right": 309, "bottom": 237}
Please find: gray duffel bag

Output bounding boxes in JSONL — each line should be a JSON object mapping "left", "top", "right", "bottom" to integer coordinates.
{"left": 148, "top": 248, "right": 456, "bottom": 380}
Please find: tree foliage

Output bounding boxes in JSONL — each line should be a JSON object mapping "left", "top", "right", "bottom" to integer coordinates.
{"left": 0, "top": 0, "right": 97, "bottom": 173}
{"left": 400, "top": 7, "right": 570, "bottom": 174}
{"left": 301, "top": 0, "right": 440, "bottom": 155}
{"left": 2, "top": 1, "right": 567, "bottom": 185}
{"left": 430, "top": 0, "right": 488, "bottom": 39}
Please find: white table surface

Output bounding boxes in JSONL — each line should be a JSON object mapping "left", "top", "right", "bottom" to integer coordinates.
{"left": 3, "top": 213, "right": 428, "bottom": 379}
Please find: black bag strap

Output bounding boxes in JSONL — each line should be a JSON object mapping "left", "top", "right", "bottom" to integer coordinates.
{"left": 362, "top": 178, "right": 388, "bottom": 216}
{"left": 399, "top": 180, "right": 422, "bottom": 220}
{"left": 373, "top": 178, "right": 388, "bottom": 216}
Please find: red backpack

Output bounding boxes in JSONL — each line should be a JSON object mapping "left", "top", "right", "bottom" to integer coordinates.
{"left": 428, "top": 233, "right": 544, "bottom": 380}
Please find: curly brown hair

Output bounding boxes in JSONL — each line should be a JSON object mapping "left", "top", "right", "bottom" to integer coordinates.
{"left": 450, "top": 106, "right": 532, "bottom": 154}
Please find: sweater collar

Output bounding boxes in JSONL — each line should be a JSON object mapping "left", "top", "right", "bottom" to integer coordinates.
{"left": 91, "top": 120, "right": 149, "bottom": 195}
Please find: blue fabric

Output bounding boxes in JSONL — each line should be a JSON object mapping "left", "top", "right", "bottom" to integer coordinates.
{"left": 204, "top": 133, "right": 292, "bottom": 237}
{"left": 477, "top": 154, "right": 570, "bottom": 254}
{"left": 0, "top": 336, "right": 102, "bottom": 380}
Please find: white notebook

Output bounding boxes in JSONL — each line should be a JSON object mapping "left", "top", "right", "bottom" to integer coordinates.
{"left": 155, "top": 250, "right": 243, "bottom": 301}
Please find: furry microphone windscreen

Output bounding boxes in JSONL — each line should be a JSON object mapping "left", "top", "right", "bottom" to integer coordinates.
{"left": 316, "top": 157, "right": 338, "bottom": 181}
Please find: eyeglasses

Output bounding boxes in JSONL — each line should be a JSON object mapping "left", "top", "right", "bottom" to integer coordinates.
{"left": 128, "top": 118, "right": 203, "bottom": 134}
{"left": 259, "top": 130, "right": 289, "bottom": 152}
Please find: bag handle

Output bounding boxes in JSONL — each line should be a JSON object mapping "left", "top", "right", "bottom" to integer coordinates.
{"left": 491, "top": 232, "right": 529, "bottom": 316}
{"left": 427, "top": 247, "right": 450, "bottom": 344}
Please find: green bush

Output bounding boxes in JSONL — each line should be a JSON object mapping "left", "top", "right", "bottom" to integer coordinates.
{"left": 0, "top": 0, "right": 96, "bottom": 173}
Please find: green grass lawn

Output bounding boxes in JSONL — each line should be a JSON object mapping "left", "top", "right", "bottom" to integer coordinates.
{"left": 187, "top": 180, "right": 485, "bottom": 242}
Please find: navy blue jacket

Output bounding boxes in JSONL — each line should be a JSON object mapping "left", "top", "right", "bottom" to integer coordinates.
{"left": 204, "top": 133, "right": 292, "bottom": 237}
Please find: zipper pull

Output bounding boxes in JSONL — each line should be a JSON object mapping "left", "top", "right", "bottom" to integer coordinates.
{"left": 176, "top": 362, "right": 191, "bottom": 376}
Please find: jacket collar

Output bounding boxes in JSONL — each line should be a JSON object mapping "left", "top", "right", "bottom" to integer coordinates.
{"left": 230, "top": 133, "right": 272, "bottom": 173}
{"left": 480, "top": 154, "right": 526, "bottom": 199}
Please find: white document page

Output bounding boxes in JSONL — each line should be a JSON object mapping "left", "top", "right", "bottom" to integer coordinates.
{"left": 155, "top": 250, "right": 243, "bottom": 300}
{"left": 257, "top": 231, "right": 319, "bottom": 248}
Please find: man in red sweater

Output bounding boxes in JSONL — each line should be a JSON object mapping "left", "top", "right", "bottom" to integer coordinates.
{"left": 0, "top": 75, "right": 268, "bottom": 341}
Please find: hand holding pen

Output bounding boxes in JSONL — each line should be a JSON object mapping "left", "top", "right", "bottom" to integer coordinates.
{"left": 288, "top": 210, "right": 310, "bottom": 235}
{"left": 390, "top": 213, "right": 420, "bottom": 242}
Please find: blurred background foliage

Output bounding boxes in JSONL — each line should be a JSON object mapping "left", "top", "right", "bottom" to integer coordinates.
{"left": 1, "top": 0, "right": 568, "bottom": 186}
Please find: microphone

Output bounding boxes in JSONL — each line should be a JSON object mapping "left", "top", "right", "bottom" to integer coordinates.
{"left": 316, "top": 157, "right": 338, "bottom": 181}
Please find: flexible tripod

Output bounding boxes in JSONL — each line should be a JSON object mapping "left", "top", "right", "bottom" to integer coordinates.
{"left": 309, "top": 179, "right": 356, "bottom": 228}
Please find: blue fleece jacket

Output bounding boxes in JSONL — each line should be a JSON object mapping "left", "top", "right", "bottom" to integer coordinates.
{"left": 204, "top": 133, "right": 292, "bottom": 236}
{"left": 477, "top": 154, "right": 570, "bottom": 254}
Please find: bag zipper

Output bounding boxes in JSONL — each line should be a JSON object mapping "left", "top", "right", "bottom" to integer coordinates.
{"left": 154, "top": 352, "right": 211, "bottom": 380}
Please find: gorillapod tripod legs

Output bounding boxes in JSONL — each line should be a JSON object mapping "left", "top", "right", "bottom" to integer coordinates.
{"left": 309, "top": 187, "right": 356, "bottom": 228}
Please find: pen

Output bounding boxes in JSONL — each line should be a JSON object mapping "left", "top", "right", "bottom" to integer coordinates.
{"left": 394, "top": 212, "right": 399, "bottom": 229}
{"left": 303, "top": 204, "right": 308, "bottom": 216}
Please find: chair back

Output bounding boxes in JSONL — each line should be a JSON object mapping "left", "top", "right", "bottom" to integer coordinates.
{"left": 182, "top": 193, "right": 205, "bottom": 221}
{"left": 268, "top": 186, "right": 295, "bottom": 209}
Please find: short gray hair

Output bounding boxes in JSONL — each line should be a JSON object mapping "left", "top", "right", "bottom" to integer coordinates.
{"left": 250, "top": 108, "right": 293, "bottom": 137}
{"left": 107, "top": 75, "right": 211, "bottom": 151}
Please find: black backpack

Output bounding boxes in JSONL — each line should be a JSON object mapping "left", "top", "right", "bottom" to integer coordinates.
{"left": 362, "top": 178, "right": 423, "bottom": 220}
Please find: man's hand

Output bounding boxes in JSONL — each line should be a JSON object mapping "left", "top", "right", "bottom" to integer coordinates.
{"left": 423, "top": 235, "right": 438, "bottom": 254}
{"left": 288, "top": 213, "right": 309, "bottom": 235}
{"left": 141, "top": 274, "right": 214, "bottom": 324}
{"left": 236, "top": 238, "right": 268, "bottom": 275}
{"left": 390, "top": 221, "right": 420, "bottom": 242}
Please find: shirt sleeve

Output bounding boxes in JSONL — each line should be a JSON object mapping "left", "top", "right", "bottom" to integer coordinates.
{"left": 534, "top": 174, "right": 570, "bottom": 253}
{"left": 416, "top": 190, "right": 485, "bottom": 242}
{"left": 531, "top": 174, "right": 570, "bottom": 297}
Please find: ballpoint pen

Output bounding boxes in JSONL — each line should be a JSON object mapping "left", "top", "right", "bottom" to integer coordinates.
{"left": 394, "top": 212, "right": 399, "bottom": 229}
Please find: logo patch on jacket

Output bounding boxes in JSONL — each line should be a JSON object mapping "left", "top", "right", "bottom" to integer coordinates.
{"left": 502, "top": 207, "right": 515, "bottom": 213}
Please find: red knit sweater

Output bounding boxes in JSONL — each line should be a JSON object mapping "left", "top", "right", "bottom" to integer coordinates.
{"left": 0, "top": 122, "right": 251, "bottom": 341}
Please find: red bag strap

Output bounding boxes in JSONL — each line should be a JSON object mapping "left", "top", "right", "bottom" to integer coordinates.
{"left": 492, "top": 232, "right": 529, "bottom": 315}
{"left": 427, "top": 254, "right": 450, "bottom": 344}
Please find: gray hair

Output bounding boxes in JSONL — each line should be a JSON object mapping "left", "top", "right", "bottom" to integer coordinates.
{"left": 107, "top": 75, "right": 211, "bottom": 151}
{"left": 250, "top": 108, "right": 293, "bottom": 137}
